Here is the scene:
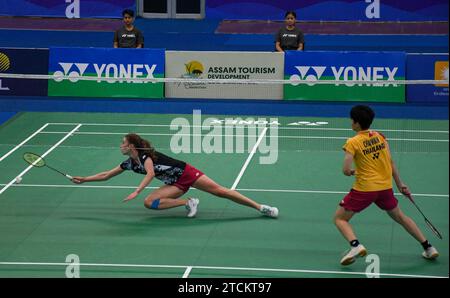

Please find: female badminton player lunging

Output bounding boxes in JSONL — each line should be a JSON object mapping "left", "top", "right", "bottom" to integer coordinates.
{"left": 71, "top": 133, "right": 278, "bottom": 218}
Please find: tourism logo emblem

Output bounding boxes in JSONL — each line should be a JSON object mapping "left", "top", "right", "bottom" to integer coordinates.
{"left": 434, "top": 61, "right": 449, "bottom": 87}
{"left": 184, "top": 61, "right": 204, "bottom": 78}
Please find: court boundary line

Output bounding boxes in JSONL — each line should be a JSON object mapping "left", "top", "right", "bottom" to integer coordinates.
{"left": 231, "top": 127, "right": 268, "bottom": 190}
{"left": 237, "top": 188, "right": 450, "bottom": 198}
{"left": 2, "top": 183, "right": 447, "bottom": 199}
{"left": 38, "top": 131, "right": 450, "bottom": 143}
{"left": 182, "top": 266, "right": 193, "bottom": 278}
{"left": 178, "top": 127, "right": 268, "bottom": 278}
{"left": 0, "top": 261, "right": 447, "bottom": 278}
{"left": 0, "top": 124, "right": 82, "bottom": 196}
{"left": 46, "top": 122, "right": 449, "bottom": 134}
{"left": 0, "top": 123, "right": 50, "bottom": 163}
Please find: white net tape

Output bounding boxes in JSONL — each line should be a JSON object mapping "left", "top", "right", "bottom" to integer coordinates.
{"left": 0, "top": 73, "right": 448, "bottom": 85}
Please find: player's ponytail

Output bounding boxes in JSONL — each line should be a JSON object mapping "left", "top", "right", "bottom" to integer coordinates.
{"left": 140, "top": 138, "right": 157, "bottom": 161}
{"left": 125, "top": 133, "right": 157, "bottom": 161}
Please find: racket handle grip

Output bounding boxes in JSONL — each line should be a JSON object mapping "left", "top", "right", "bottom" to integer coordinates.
{"left": 66, "top": 174, "right": 73, "bottom": 180}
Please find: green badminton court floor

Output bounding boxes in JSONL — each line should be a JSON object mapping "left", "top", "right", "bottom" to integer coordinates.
{"left": 0, "top": 112, "right": 448, "bottom": 278}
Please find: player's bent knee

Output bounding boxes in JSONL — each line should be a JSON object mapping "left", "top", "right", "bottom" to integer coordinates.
{"left": 333, "top": 216, "right": 341, "bottom": 225}
{"left": 334, "top": 214, "right": 348, "bottom": 223}
{"left": 333, "top": 212, "right": 342, "bottom": 221}
{"left": 144, "top": 198, "right": 160, "bottom": 209}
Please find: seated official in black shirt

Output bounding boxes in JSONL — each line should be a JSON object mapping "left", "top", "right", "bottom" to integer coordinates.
{"left": 275, "top": 11, "right": 304, "bottom": 52}
{"left": 114, "top": 9, "right": 144, "bottom": 48}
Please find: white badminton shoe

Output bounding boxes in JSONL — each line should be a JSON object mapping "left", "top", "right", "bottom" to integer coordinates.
{"left": 422, "top": 246, "right": 439, "bottom": 260}
{"left": 186, "top": 198, "right": 199, "bottom": 218}
{"left": 340, "top": 244, "right": 367, "bottom": 266}
{"left": 260, "top": 205, "right": 279, "bottom": 218}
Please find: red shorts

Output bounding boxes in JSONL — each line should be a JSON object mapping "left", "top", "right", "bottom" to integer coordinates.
{"left": 173, "top": 164, "right": 204, "bottom": 193}
{"left": 339, "top": 188, "right": 398, "bottom": 213}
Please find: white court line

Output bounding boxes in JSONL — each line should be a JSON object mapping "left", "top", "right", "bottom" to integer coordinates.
{"left": 231, "top": 127, "right": 268, "bottom": 190}
{"left": 0, "top": 261, "right": 446, "bottom": 278}
{"left": 46, "top": 122, "right": 449, "bottom": 134}
{"left": 1, "top": 183, "right": 448, "bottom": 199}
{"left": 182, "top": 266, "right": 193, "bottom": 278}
{"left": 0, "top": 123, "right": 50, "bottom": 163}
{"left": 237, "top": 188, "right": 450, "bottom": 198}
{"left": 0, "top": 124, "right": 82, "bottom": 196}
{"left": 0, "top": 184, "right": 160, "bottom": 190}
{"left": 38, "top": 131, "right": 449, "bottom": 143}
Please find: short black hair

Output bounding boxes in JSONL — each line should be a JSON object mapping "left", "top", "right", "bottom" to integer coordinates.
{"left": 122, "top": 9, "right": 135, "bottom": 18}
{"left": 350, "top": 105, "right": 375, "bottom": 130}
{"left": 285, "top": 11, "right": 297, "bottom": 18}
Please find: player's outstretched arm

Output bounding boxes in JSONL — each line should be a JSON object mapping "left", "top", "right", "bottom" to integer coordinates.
{"left": 72, "top": 166, "right": 124, "bottom": 184}
{"left": 123, "top": 158, "right": 155, "bottom": 202}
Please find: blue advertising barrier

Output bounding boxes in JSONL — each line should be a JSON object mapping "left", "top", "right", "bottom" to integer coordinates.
{"left": 407, "top": 54, "right": 449, "bottom": 103}
{"left": 0, "top": 48, "right": 49, "bottom": 96}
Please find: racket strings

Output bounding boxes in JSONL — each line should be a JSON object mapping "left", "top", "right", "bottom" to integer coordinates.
{"left": 23, "top": 153, "right": 46, "bottom": 167}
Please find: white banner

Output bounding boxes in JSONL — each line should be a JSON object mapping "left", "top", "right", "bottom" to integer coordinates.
{"left": 165, "top": 51, "right": 284, "bottom": 100}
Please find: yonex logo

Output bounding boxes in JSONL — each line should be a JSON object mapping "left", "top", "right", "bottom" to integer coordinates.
{"left": 121, "top": 34, "right": 136, "bottom": 38}
{"left": 289, "top": 66, "right": 326, "bottom": 86}
{"left": 289, "top": 65, "right": 399, "bottom": 87}
{"left": 53, "top": 63, "right": 88, "bottom": 83}
{"left": 282, "top": 33, "right": 298, "bottom": 38}
{"left": 53, "top": 62, "right": 157, "bottom": 84}
{"left": 288, "top": 121, "right": 329, "bottom": 126}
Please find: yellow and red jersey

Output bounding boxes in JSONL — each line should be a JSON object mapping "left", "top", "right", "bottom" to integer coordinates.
{"left": 343, "top": 130, "right": 392, "bottom": 191}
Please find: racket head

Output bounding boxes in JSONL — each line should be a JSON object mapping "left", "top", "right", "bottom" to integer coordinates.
{"left": 23, "top": 152, "right": 46, "bottom": 167}
{"left": 425, "top": 218, "right": 443, "bottom": 239}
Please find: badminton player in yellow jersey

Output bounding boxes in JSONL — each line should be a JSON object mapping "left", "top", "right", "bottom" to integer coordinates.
{"left": 334, "top": 105, "right": 439, "bottom": 265}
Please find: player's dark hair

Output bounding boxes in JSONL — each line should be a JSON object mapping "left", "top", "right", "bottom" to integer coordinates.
{"left": 350, "top": 105, "right": 375, "bottom": 130}
{"left": 285, "top": 11, "right": 297, "bottom": 19}
{"left": 122, "top": 9, "right": 135, "bottom": 18}
{"left": 125, "top": 133, "right": 156, "bottom": 160}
